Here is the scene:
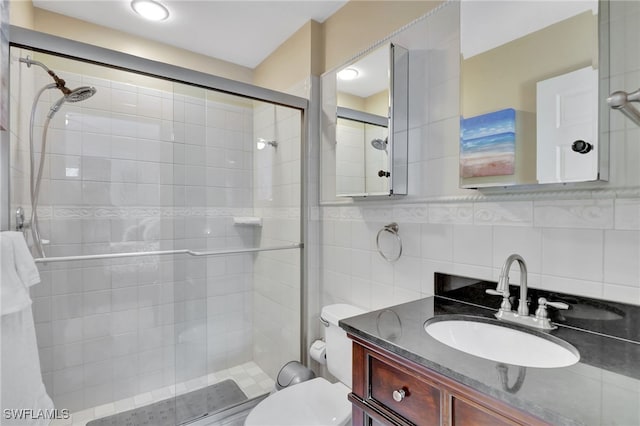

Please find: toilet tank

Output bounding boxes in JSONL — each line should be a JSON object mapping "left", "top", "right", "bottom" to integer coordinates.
{"left": 321, "top": 304, "right": 365, "bottom": 388}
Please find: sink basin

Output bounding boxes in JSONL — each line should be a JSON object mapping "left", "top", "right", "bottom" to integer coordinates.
{"left": 424, "top": 315, "right": 580, "bottom": 368}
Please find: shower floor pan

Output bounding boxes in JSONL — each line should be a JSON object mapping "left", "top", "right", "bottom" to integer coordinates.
{"left": 87, "top": 379, "right": 247, "bottom": 426}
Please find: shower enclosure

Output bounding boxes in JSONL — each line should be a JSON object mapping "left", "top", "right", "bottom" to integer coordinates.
{"left": 5, "top": 28, "right": 305, "bottom": 425}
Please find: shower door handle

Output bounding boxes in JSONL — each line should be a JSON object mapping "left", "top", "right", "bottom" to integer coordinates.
{"left": 378, "top": 170, "right": 390, "bottom": 178}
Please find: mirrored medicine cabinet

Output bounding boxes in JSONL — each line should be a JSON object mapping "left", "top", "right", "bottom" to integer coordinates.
{"left": 459, "top": 0, "right": 609, "bottom": 189}
{"left": 334, "top": 42, "right": 409, "bottom": 197}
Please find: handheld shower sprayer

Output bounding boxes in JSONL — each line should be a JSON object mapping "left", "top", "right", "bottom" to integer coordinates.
{"left": 18, "top": 55, "right": 97, "bottom": 257}
{"left": 19, "top": 56, "right": 97, "bottom": 118}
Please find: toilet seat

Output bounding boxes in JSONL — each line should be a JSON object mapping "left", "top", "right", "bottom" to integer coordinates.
{"left": 244, "top": 378, "right": 351, "bottom": 426}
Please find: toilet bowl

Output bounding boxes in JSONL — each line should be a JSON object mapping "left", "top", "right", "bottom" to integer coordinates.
{"left": 244, "top": 378, "right": 350, "bottom": 426}
{"left": 244, "top": 304, "right": 365, "bottom": 426}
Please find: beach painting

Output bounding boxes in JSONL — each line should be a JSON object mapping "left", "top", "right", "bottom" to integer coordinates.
{"left": 460, "top": 108, "right": 516, "bottom": 178}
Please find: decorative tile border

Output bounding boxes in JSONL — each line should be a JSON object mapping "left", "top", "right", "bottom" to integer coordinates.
{"left": 316, "top": 183, "right": 640, "bottom": 226}
{"left": 473, "top": 201, "right": 533, "bottom": 227}
{"left": 35, "top": 206, "right": 256, "bottom": 219}
{"left": 534, "top": 199, "right": 615, "bottom": 229}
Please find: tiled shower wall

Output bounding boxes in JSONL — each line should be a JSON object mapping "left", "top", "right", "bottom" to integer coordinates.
{"left": 8, "top": 50, "right": 281, "bottom": 412}
{"left": 318, "top": 1, "right": 640, "bottom": 314}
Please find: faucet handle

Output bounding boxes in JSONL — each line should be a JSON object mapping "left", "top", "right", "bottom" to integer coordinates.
{"left": 545, "top": 300, "right": 569, "bottom": 310}
{"left": 535, "top": 297, "right": 569, "bottom": 319}
{"left": 487, "top": 289, "right": 512, "bottom": 312}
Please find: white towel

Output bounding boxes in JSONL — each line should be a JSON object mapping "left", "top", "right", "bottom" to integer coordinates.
{"left": 0, "top": 232, "right": 54, "bottom": 425}
{"left": 0, "top": 231, "right": 40, "bottom": 316}
{"left": 1, "top": 308, "right": 55, "bottom": 426}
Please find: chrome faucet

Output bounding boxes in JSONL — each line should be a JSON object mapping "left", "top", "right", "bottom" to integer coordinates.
{"left": 487, "top": 254, "right": 568, "bottom": 331}
{"left": 487, "top": 254, "right": 529, "bottom": 316}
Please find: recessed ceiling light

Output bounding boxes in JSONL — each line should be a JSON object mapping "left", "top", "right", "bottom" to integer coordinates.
{"left": 131, "top": 0, "right": 170, "bottom": 21}
{"left": 338, "top": 68, "right": 359, "bottom": 81}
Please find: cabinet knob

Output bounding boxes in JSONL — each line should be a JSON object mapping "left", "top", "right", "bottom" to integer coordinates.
{"left": 571, "top": 140, "right": 593, "bottom": 154}
{"left": 392, "top": 389, "right": 406, "bottom": 402}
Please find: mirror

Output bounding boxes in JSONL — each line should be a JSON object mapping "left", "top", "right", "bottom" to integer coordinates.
{"left": 460, "top": 0, "right": 608, "bottom": 188}
{"left": 335, "top": 43, "right": 408, "bottom": 197}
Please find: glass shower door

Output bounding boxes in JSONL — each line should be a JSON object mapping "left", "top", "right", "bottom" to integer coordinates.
{"left": 169, "top": 85, "right": 303, "bottom": 424}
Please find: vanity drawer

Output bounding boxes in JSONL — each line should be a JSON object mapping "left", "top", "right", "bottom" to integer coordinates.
{"left": 368, "top": 354, "right": 441, "bottom": 425}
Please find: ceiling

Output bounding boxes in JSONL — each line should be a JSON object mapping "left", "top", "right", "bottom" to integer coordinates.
{"left": 336, "top": 43, "right": 388, "bottom": 98}
{"left": 32, "top": 0, "right": 348, "bottom": 69}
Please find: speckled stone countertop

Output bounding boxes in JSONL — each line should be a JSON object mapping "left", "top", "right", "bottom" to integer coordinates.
{"left": 339, "top": 274, "right": 640, "bottom": 426}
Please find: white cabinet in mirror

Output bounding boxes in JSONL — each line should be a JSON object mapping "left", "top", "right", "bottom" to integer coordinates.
{"left": 459, "top": 0, "right": 609, "bottom": 189}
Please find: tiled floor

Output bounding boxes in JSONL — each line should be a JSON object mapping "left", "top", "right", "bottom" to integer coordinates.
{"left": 50, "top": 362, "right": 274, "bottom": 426}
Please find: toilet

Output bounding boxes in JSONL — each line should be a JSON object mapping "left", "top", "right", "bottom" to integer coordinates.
{"left": 245, "top": 304, "right": 365, "bottom": 426}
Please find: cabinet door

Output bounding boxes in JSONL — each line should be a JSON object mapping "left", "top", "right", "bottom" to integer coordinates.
{"left": 536, "top": 66, "right": 598, "bottom": 183}
{"left": 451, "top": 394, "right": 523, "bottom": 426}
{"left": 365, "top": 413, "right": 389, "bottom": 426}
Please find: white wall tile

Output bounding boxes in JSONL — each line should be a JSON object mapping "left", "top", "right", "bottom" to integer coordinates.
{"left": 541, "top": 228, "right": 604, "bottom": 282}
{"left": 422, "top": 223, "right": 453, "bottom": 262}
{"left": 350, "top": 277, "right": 373, "bottom": 310}
{"left": 603, "top": 283, "right": 640, "bottom": 305}
{"left": 398, "top": 223, "right": 421, "bottom": 257}
{"left": 452, "top": 264, "right": 493, "bottom": 283}
{"left": 138, "top": 93, "right": 162, "bottom": 119}
{"left": 536, "top": 275, "right": 603, "bottom": 299}
{"left": 393, "top": 256, "right": 421, "bottom": 293}
{"left": 370, "top": 282, "right": 395, "bottom": 310}
{"left": 604, "top": 230, "right": 640, "bottom": 286}
{"left": 452, "top": 224, "right": 493, "bottom": 267}
{"left": 111, "top": 89, "right": 137, "bottom": 115}
{"left": 493, "top": 226, "right": 542, "bottom": 274}
{"left": 350, "top": 249, "right": 372, "bottom": 281}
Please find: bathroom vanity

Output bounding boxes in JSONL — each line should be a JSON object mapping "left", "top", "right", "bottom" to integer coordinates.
{"left": 348, "top": 337, "right": 547, "bottom": 425}
{"left": 340, "top": 274, "right": 640, "bottom": 426}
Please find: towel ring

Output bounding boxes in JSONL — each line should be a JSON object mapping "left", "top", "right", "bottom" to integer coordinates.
{"left": 376, "top": 222, "right": 402, "bottom": 263}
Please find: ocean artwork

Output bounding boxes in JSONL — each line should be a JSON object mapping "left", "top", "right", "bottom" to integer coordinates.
{"left": 460, "top": 108, "right": 516, "bottom": 178}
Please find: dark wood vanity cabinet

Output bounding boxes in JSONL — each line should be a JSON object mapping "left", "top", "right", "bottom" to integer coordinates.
{"left": 348, "top": 336, "right": 550, "bottom": 426}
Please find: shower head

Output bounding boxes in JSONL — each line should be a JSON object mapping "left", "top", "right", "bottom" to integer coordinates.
{"left": 48, "top": 86, "right": 97, "bottom": 118}
{"left": 371, "top": 137, "right": 388, "bottom": 151}
{"left": 66, "top": 86, "right": 97, "bottom": 103}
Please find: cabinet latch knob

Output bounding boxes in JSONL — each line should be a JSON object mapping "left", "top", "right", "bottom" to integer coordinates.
{"left": 392, "top": 389, "right": 406, "bottom": 402}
